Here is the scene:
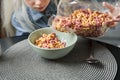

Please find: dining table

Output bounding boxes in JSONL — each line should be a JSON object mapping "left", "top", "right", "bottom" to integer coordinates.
{"left": 0, "top": 32, "right": 120, "bottom": 80}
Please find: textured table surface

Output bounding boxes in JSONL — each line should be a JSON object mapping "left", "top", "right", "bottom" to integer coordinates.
{"left": 0, "top": 37, "right": 117, "bottom": 80}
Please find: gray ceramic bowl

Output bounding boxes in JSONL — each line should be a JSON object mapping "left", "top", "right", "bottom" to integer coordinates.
{"left": 28, "top": 27, "right": 77, "bottom": 59}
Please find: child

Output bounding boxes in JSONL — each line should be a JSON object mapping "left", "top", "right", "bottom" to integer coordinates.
{"left": 1, "top": 0, "right": 59, "bottom": 37}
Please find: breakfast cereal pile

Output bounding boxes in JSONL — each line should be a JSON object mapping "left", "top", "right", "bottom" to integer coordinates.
{"left": 53, "top": 8, "right": 114, "bottom": 37}
{"left": 35, "top": 33, "right": 66, "bottom": 49}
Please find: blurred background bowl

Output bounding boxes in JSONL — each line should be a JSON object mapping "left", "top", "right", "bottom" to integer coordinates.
{"left": 28, "top": 27, "right": 77, "bottom": 59}
{"left": 52, "top": 0, "right": 119, "bottom": 37}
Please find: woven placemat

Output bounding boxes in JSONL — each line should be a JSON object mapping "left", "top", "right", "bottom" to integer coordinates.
{"left": 0, "top": 37, "right": 117, "bottom": 80}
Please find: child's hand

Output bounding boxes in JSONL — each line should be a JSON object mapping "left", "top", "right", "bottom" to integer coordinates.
{"left": 102, "top": 2, "right": 120, "bottom": 27}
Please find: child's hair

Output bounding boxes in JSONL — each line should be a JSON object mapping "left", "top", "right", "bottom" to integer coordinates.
{"left": 1, "top": 0, "right": 15, "bottom": 37}
{"left": 1, "top": 0, "right": 59, "bottom": 37}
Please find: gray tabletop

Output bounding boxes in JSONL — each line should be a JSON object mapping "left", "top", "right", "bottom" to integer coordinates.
{"left": 87, "top": 24, "right": 120, "bottom": 48}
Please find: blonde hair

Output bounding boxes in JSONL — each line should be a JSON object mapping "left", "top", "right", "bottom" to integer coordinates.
{"left": 1, "top": 0, "right": 15, "bottom": 37}
{"left": 1, "top": 0, "right": 59, "bottom": 37}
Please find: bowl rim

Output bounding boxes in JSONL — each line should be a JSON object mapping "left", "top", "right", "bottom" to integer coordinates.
{"left": 28, "top": 27, "right": 78, "bottom": 50}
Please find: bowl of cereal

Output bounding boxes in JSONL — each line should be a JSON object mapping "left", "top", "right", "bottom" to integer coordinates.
{"left": 28, "top": 27, "right": 77, "bottom": 59}
{"left": 52, "top": 8, "right": 114, "bottom": 37}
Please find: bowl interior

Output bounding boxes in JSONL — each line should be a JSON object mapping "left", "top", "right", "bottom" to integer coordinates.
{"left": 28, "top": 27, "right": 77, "bottom": 49}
